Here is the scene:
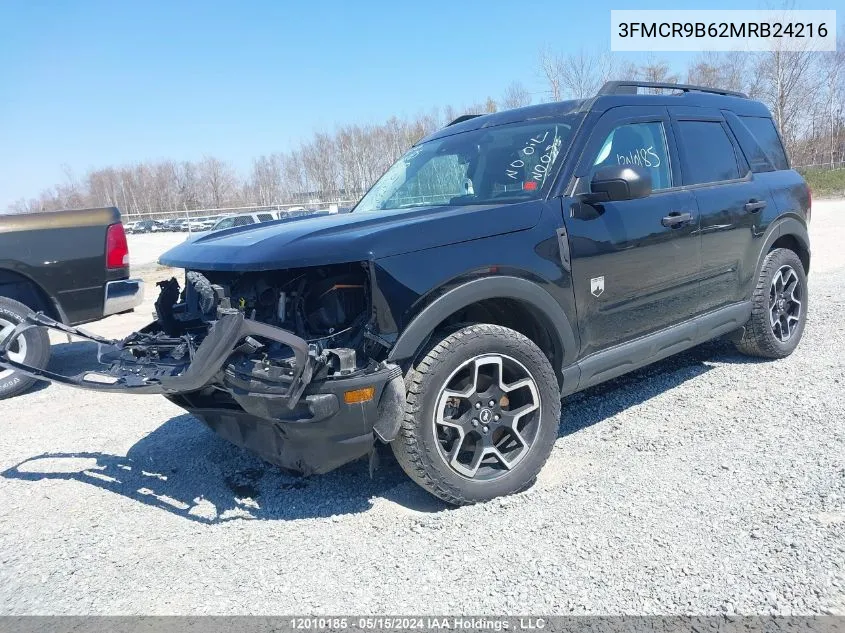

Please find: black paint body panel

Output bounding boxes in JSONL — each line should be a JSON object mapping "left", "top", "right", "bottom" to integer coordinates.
{"left": 0, "top": 207, "right": 128, "bottom": 324}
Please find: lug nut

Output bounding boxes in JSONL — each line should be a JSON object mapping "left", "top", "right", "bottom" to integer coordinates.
{"left": 482, "top": 426, "right": 489, "bottom": 433}
{"left": 471, "top": 419, "right": 478, "bottom": 427}
{"left": 488, "top": 400, "right": 495, "bottom": 407}
{"left": 475, "top": 402, "right": 481, "bottom": 409}
{"left": 494, "top": 414, "right": 500, "bottom": 421}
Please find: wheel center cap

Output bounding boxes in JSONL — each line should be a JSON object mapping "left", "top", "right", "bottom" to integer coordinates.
{"left": 479, "top": 408, "right": 493, "bottom": 424}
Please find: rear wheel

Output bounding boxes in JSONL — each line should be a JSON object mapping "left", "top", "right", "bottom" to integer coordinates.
{"left": 735, "top": 248, "right": 808, "bottom": 359}
{"left": 0, "top": 297, "right": 50, "bottom": 399}
{"left": 392, "top": 324, "right": 560, "bottom": 505}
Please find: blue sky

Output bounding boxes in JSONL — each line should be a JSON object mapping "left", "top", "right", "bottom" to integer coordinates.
{"left": 0, "top": 0, "right": 834, "bottom": 207}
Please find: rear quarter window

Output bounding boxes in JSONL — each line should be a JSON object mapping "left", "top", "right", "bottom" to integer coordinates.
{"left": 676, "top": 120, "right": 740, "bottom": 185}
{"left": 257, "top": 213, "right": 274, "bottom": 222}
{"left": 739, "top": 116, "right": 790, "bottom": 171}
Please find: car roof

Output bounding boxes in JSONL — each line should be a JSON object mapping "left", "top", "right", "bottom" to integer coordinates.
{"left": 420, "top": 81, "right": 771, "bottom": 144}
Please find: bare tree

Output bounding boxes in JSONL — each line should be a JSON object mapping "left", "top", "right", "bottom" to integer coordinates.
{"left": 539, "top": 46, "right": 564, "bottom": 101}
{"left": 559, "top": 50, "right": 622, "bottom": 99}
{"left": 11, "top": 45, "right": 844, "bottom": 217}
{"left": 635, "top": 56, "right": 680, "bottom": 92}
{"left": 754, "top": 44, "right": 818, "bottom": 152}
{"left": 198, "top": 156, "right": 240, "bottom": 208}
{"left": 500, "top": 81, "right": 532, "bottom": 109}
{"left": 687, "top": 52, "right": 753, "bottom": 94}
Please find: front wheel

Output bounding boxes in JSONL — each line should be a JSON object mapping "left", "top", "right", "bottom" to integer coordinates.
{"left": 391, "top": 324, "right": 560, "bottom": 505}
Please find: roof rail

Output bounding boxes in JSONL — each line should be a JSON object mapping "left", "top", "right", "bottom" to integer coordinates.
{"left": 598, "top": 80, "right": 747, "bottom": 99}
{"left": 446, "top": 114, "right": 482, "bottom": 127}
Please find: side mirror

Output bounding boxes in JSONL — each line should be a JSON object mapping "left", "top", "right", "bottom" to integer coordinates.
{"left": 582, "top": 165, "right": 652, "bottom": 203}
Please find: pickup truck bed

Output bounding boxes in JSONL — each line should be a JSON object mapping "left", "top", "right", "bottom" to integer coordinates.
{"left": 0, "top": 207, "right": 143, "bottom": 398}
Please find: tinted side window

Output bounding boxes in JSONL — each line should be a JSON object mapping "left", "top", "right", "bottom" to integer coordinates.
{"left": 257, "top": 213, "right": 273, "bottom": 222}
{"left": 591, "top": 121, "right": 672, "bottom": 190}
{"left": 676, "top": 121, "right": 739, "bottom": 185}
{"left": 739, "top": 116, "right": 789, "bottom": 170}
{"left": 233, "top": 216, "right": 255, "bottom": 227}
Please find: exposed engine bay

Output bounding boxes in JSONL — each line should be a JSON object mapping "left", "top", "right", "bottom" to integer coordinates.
{"left": 90, "top": 262, "right": 397, "bottom": 406}
{"left": 137, "top": 262, "right": 377, "bottom": 378}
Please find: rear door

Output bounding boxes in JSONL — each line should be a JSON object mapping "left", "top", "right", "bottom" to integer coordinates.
{"left": 669, "top": 108, "right": 774, "bottom": 311}
{"left": 565, "top": 106, "right": 701, "bottom": 357}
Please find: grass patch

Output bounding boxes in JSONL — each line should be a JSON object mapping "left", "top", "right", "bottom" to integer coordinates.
{"left": 798, "top": 167, "right": 845, "bottom": 198}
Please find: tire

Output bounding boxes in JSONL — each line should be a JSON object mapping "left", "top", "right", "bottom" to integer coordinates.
{"left": 0, "top": 297, "right": 51, "bottom": 400}
{"left": 734, "top": 248, "right": 808, "bottom": 359}
{"left": 391, "top": 324, "right": 560, "bottom": 505}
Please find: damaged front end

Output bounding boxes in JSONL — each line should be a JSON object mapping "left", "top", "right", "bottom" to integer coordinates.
{"left": 0, "top": 264, "right": 405, "bottom": 474}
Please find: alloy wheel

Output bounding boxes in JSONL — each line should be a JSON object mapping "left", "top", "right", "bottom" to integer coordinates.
{"left": 769, "top": 265, "right": 802, "bottom": 343}
{"left": 433, "top": 354, "right": 541, "bottom": 480}
{"left": 0, "top": 316, "right": 27, "bottom": 381}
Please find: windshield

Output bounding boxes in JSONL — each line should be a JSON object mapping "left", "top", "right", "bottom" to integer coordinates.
{"left": 354, "top": 116, "right": 581, "bottom": 213}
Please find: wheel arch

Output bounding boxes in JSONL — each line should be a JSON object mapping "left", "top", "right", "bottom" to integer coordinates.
{"left": 757, "top": 217, "right": 811, "bottom": 276}
{"left": 0, "top": 268, "right": 64, "bottom": 322}
{"left": 386, "top": 276, "right": 577, "bottom": 386}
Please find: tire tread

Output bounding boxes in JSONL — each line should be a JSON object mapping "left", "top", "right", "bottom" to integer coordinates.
{"left": 735, "top": 248, "right": 806, "bottom": 359}
{"left": 391, "top": 323, "right": 559, "bottom": 505}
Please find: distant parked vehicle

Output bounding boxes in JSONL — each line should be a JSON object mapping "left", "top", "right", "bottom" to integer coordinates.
{"left": 208, "top": 212, "right": 276, "bottom": 231}
{"left": 274, "top": 208, "right": 312, "bottom": 220}
{"left": 161, "top": 218, "right": 183, "bottom": 232}
{"left": 132, "top": 220, "right": 164, "bottom": 234}
{"left": 124, "top": 221, "right": 140, "bottom": 234}
{"left": 187, "top": 216, "right": 216, "bottom": 231}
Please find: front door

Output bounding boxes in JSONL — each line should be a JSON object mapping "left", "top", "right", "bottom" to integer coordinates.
{"left": 563, "top": 107, "right": 701, "bottom": 358}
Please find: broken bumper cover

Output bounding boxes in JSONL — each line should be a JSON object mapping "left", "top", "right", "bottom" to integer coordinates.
{"left": 0, "top": 309, "right": 312, "bottom": 397}
{"left": 0, "top": 311, "right": 405, "bottom": 474}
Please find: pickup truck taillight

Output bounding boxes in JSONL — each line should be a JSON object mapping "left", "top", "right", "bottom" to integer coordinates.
{"left": 106, "top": 223, "right": 130, "bottom": 269}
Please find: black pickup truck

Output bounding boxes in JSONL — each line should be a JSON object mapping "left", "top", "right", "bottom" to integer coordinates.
{"left": 0, "top": 207, "right": 144, "bottom": 398}
{"left": 0, "top": 82, "right": 810, "bottom": 504}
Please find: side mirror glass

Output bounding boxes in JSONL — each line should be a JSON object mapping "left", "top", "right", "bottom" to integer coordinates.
{"left": 583, "top": 165, "right": 652, "bottom": 203}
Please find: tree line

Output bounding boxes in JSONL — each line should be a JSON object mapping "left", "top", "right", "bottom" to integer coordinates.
{"left": 8, "top": 44, "right": 843, "bottom": 215}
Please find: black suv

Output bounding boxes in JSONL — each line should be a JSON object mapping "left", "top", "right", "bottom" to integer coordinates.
{"left": 1, "top": 81, "right": 811, "bottom": 504}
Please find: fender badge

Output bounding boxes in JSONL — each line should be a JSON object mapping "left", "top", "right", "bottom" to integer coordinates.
{"left": 590, "top": 276, "right": 605, "bottom": 297}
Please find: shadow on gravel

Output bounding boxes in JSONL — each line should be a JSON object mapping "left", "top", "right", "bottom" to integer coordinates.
{"left": 4, "top": 336, "right": 757, "bottom": 523}
{"left": 1, "top": 414, "right": 447, "bottom": 523}
{"left": 558, "top": 337, "right": 754, "bottom": 438}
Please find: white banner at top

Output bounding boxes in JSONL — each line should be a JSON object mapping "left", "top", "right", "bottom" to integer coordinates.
{"left": 611, "top": 10, "right": 837, "bottom": 52}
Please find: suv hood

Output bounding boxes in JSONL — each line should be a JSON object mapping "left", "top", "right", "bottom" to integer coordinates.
{"left": 159, "top": 202, "right": 541, "bottom": 271}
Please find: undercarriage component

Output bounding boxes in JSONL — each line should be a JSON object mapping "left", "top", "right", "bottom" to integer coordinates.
{"left": 0, "top": 309, "right": 312, "bottom": 402}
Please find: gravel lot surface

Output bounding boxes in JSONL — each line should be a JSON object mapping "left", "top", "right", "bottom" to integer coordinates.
{"left": 0, "top": 201, "right": 843, "bottom": 615}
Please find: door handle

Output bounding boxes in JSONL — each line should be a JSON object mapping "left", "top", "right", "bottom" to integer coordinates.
{"left": 661, "top": 212, "right": 693, "bottom": 228}
{"left": 745, "top": 199, "right": 767, "bottom": 213}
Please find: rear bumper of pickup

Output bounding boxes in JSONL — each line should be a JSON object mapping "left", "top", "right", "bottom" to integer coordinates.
{"left": 103, "top": 279, "right": 144, "bottom": 317}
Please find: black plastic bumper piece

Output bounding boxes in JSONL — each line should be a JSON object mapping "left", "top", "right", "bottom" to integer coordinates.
{"left": 0, "top": 310, "right": 312, "bottom": 403}
{"left": 170, "top": 363, "right": 404, "bottom": 474}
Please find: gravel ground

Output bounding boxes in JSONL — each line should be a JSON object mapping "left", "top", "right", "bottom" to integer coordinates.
{"left": 0, "top": 200, "right": 843, "bottom": 615}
